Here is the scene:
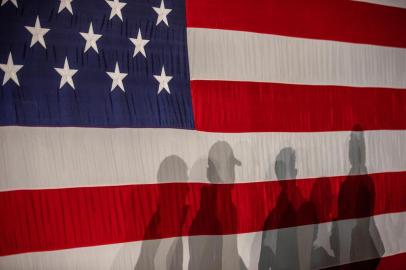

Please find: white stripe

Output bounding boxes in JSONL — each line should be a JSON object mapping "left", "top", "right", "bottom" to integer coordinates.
{"left": 1, "top": 211, "right": 404, "bottom": 270}
{"left": 354, "top": 0, "right": 406, "bottom": 9}
{"left": 0, "top": 126, "right": 405, "bottom": 190}
{"left": 187, "top": 28, "right": 406, "bottom": 89}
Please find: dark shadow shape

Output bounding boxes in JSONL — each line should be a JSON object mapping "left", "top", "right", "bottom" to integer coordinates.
{"left": 134, "top": 155, "right": 189, "bottom": 270}
{"left": 308, "top": 178, "right": 337, "bottom": 269}
{"left": 188, "top": 141, "right": 247, "bottom": 270}
{"left": 330, "top": 125, "right": 384, "bottom": 269}
{"left": 258, "top": 147, "right": 304, "bottom": 270}
{"left": 322, "top": 256, "right": 384, "bottom": 270}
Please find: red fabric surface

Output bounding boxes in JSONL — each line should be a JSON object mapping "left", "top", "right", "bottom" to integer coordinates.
{"left": 1, "top": 171, "right": 405, "bottom": 255}
{"left": 186, "top": 0, "right": 406, "bottom": 48}
{"left": 191, "top": 80, "right": 406, "bottom": 132}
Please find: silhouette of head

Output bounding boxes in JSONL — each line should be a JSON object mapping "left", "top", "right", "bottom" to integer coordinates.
{"left": 207, "top": 141, "right": 241, "bottom": 184}
{"left": 275, "top": 147, "right": 297, "bottom": 180}
{"left": 349, "top": 125, "right": 366, "bottom": 173}
{"left": 157, "top": 155, "right": 188, "bottom": 183}
{"left": 190, "top": 158, "right": 208, "bottom": 182}
{"left": 157, "top": 155, "right": 189, "bottom": 215}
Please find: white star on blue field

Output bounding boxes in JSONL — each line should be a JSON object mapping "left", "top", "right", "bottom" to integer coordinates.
{"left": 0, "top": 0, "right": 194, "bottom": 129}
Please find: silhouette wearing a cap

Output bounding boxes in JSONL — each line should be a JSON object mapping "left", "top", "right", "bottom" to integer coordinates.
{"left": 189, "top": 141, "right": 246, "bottom": 270}
{"left": 259, "top": 147, "right": 303, "bottom": 270}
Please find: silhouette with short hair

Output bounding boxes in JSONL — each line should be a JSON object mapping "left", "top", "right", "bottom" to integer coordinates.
{"left": 330, "top": 125, "right": 384, "bottom": 269}
{"left": 188, "top": 141, "right": 247, "bottom": 270}
{"left": 134, "top": 155, "right": 189, "bottom": 270}
{"left": 258, "top": 147, "right": 304, "bottom": 270}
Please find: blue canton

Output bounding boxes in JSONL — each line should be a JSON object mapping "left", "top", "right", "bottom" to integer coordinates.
{"left": 0, "top": 0, "right": 194, "bottom": 129}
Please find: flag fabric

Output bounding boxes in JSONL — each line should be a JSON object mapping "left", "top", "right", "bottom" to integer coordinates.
{"left": 0, "top": 0, "right": 405, "bottom": 269}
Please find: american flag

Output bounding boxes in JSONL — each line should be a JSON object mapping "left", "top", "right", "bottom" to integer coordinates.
{"left": 0, "top": 0, "right": 405, "bottom": 269}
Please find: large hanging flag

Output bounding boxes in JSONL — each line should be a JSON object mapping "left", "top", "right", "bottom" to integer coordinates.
{"left": 0, "top": 0, "right": 405, "bottom": 269}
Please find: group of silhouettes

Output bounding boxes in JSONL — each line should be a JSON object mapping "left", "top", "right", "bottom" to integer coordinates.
{"left": 113, "top": 126, "right": 385, "bottom": 270}
{"left": 257, "top": 127, "right": 384, "bottom": 270}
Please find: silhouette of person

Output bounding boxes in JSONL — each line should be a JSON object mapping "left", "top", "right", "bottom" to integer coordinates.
{"left": 188, "top": 141, "right": 247, "bottom": 270}
{"left": 134, "top": 155, "right": 189, "bottom": 270}
{"left": 331, "top": 125, "right": 384, "bottom": 268}
{"left": 258, "top": 147, "right": 304, "bottom": 270}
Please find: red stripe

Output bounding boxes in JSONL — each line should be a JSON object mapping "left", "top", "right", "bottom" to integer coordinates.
{"left": 191, "top": 80, "right": 406, "bottom": 132}
{"left": 324, "top": 252, "right": 406, "bottom": 269}
{"left": 1, "top": 172, "right": 405, "bottom": 255}
{"left": 186, "top": 0, "right": 406, "bottom": 48}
